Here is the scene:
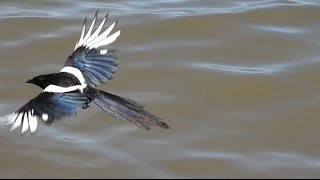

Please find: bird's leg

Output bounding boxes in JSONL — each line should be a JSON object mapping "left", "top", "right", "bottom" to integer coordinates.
{"left": 82, "top": 103, "right": 90, "bottom": 109}
{"left": 82, "top": 96, "right": 93, "bottom": 109}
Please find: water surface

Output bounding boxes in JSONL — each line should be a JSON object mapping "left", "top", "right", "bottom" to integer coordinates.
{"left": 0, "top": 0, "right": 320, "bottom": 178}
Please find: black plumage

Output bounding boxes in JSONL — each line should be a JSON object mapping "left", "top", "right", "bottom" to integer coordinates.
{"left": 26, "top": 72, "right": 81, "bottom": 88}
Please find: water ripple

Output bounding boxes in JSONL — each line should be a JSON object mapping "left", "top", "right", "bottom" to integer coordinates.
{"left": 189, "top": 62, "right": 276, "bottom": 74}
{"left": 182, "top": 150, "right": 320, "bottom": 170}
{"left": 188, "top": 56, "right": 320, "bottom": 75}
{"left": 0, "top": 0, "right": 316, "bottom": 20}
{"left": 251, "top": 24, "right": 308, "bottom": 34}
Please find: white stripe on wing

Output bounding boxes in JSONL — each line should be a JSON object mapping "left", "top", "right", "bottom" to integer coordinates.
{"left": 74, "top": 13, "right": 120, "bottom": 51}
{"left": 7, "top": 109, "right": 39, "bottom": 134}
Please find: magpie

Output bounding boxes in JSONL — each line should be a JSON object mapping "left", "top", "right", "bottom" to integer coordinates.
{"left": 6, "top": 11, "right": 169, "bottom": 134}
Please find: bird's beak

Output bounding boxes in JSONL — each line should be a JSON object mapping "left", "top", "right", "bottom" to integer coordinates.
{"left": 25, "top": 79, "right": 34, "bottom": 84}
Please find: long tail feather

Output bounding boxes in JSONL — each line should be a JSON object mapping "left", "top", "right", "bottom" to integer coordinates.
{"left": 92, "top": 89, "right": 169, "bottom": 130}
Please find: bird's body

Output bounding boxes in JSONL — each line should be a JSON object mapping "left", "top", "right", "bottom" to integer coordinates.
{"left": 6, "top": 11, "right": 169, "bottom": 134}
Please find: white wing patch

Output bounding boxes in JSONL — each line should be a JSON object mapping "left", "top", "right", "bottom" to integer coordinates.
{"left": 74, "top": 13, "right": 121, "bottom": 53}
{"left": 100, "top": 49, "right": 108, "bottom": 55}
{"left": 42, "top": 113, "right": 48, "bottom": 121}
{"left": 7, "top": 109, "right": 42, "bottom": 134}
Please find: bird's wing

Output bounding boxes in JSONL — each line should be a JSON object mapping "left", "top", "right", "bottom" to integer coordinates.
{"left": 64, "top": 11, "right": 120, "bottom": 87}
{"left": 7, "top": 92, "right": 89, "bottom": 134}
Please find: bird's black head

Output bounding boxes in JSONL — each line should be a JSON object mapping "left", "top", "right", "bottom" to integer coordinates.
{"left": 26, "top": 74, "right": 51, "bottom": 89}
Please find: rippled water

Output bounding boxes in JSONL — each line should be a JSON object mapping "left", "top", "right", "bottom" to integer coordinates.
{"left": 0, "top": 0, "right": 320, "bottom": 178}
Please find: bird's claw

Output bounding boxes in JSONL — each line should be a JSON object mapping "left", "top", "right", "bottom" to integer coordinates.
{"left": 82, "top": 103, "right": 90, "bottom": 109}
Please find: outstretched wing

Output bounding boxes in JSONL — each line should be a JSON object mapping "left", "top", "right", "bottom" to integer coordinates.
{"left": 64, "top": 11, "right": 121, "bottom": 87}
{"left": 7, "top": 92, "right": 89, "bottom": 134}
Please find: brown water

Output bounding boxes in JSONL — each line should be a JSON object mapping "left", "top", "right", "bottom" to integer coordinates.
{"left": 0, "top": 0, "right": 320, "bottom": 178}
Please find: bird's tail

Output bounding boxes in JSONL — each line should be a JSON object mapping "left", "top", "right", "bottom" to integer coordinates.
{"left": 92, "top": 89, "right": 169, "bottom": 130}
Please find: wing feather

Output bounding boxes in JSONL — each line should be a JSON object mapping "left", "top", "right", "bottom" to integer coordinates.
{"left": 7, "top": 92, "right": 89, "bottom": 134}
{"left": 66, "top": 12, "right": 120, "bottom": 87}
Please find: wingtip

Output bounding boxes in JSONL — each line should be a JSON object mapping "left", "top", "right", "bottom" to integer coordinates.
{"left": 103, "top": 11, "right": 109, "bottom": 24}
{"left": 115, "top": 18, "right": 119, "bottom": 24}
{"left": 160, "top": 121, "right": 170, "bottom": 129}
{"left": 75, "top": 10, "right": 120, "bottom": 51}
{"left": 83, "top": 16, "right": 87, "bottom": 25}
{"left": 95, "top": 9, "right": 99, "bottom": 19}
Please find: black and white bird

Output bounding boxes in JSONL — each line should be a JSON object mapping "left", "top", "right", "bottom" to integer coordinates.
{"left": 6, "top": 11, "right": 169, "bottom": 134}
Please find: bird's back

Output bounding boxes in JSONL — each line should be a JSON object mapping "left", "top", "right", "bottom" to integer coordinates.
{"left": 47, "top": 72, "right": 82, "bottom": 88}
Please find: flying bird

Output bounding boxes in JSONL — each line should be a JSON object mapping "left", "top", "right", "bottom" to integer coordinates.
{"left": 6, "top": 11, "right": 169, "bottom": 134}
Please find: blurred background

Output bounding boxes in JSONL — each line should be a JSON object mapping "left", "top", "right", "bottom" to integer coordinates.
{"left": 0, "top": 0, "right": 319, "bottom": 178}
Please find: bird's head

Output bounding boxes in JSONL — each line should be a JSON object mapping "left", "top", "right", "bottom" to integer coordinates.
{"left": 26, "top": 74, "right": 51, "bottom": 89}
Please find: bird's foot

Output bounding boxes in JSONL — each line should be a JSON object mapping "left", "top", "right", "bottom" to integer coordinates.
{"left": 82, "top": 103, "right": 90, "bottom": 109}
